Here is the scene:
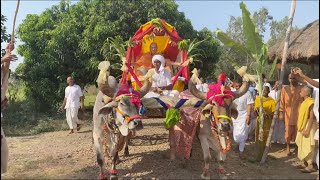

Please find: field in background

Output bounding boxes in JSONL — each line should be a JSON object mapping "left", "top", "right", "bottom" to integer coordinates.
{"left": 2, "top": 85, "right": 98, "bottom": 137}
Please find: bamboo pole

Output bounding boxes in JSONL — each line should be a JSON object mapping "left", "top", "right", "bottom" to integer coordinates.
{"left": 260, "top": 0, "right": 296, "bottom": 164}
{"left": 10, "top": 0, "right": 20, "bottom": 44}
{"left": 1, "top": 0, "right": 20, "bottom": 103}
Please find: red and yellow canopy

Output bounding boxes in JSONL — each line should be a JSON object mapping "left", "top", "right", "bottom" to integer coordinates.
{"left": 120, "top": 19, "right": 189, "bottom": 87}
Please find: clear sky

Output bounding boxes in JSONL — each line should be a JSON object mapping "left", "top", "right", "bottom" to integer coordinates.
{"left": 1, "top": 0, "right": 319, "bottom": 70}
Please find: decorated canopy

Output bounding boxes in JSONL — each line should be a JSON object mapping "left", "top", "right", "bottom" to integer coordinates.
{"left": 120, "top": 18, "right": 189, "bottom": 87}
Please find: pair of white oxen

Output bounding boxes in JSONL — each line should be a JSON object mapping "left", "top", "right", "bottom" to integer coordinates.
{"left": 92, "top": 73, "right": 250, "bottom": 180}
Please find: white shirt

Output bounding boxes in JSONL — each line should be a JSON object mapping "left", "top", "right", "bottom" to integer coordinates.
{"left": 307, "top": 79, "right": 319, "bottom": 141}
{"left": 306, "top": 79, "right": 319, "bottom": 122}
{"left": 64, "top": 84, "right": 83, "bottom": 109}
{"left": 151, "top": 69, "right": 172, "bottom": 88}
{"left": 269, "top": 90, "right": 280, "bottom": 100}
{"left": 234, "top": 91, "right": 254, "bottom": 117}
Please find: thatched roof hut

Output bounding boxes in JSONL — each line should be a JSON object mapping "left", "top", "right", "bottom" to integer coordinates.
{"left": 268, "top": 19, "right": 319, "bottom": 79}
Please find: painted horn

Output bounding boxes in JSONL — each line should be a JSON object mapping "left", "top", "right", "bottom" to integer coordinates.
{"left": 188, "top": 80, "right": 206, "bottom": 100}
{"left": 98, "top": 76, "right": 117, "bottom": 98}
{"left": 234, "top": 81, "right": 249, "bottom": 99}
{"left": 138, "top": 78, "right": 152, "bottom": 98}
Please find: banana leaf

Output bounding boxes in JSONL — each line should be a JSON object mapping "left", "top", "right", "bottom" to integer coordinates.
{"left": 240, "top": 2, "right": 263, "bottom": 57}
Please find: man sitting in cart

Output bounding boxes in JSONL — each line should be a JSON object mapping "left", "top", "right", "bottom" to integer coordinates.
{"left": 143, "top": 54, "right": 180, "bottom": 98}
{"left": 131, "top": 42, "right": 189, "bottom": 82}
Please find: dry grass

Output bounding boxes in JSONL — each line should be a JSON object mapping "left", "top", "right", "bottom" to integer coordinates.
{"left": 268, "top": 19, "right": 319, "bottom": 63}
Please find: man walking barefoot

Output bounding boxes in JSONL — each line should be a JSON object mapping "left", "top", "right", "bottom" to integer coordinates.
{"left": 59, "top": 77, "right": 84, "bottom": 134}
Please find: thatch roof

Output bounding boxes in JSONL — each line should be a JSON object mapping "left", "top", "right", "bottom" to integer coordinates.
{"left": 268, "top": 19, "right": 319, "bottom": 64}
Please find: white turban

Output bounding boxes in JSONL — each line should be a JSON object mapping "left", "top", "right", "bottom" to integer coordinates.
{"left": 152, "top": 54, "right": 165, "bottom": 71}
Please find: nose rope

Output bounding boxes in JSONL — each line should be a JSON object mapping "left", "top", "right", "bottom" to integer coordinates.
{"left": 211, "top": 109, "right": 232, "bottom": 132}
{"left": 210, "top": 108, "right": 232, "bottom": 154}
{"left": 216, "top": 115, "right": 232, "bottom": 122}
{"left": 115, "top": 108, "right": 142, "bottom": 123}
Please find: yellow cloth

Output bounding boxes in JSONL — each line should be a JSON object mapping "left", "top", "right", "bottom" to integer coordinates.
{"left": 296, "top": 128, "right": 316, "bottom": 162}
{"left": 254, "top": 96, "right": 276, "bottom": 160}
{"left": 141, "top": 36, "right": 169, "bottom": 54}
{"left": 254, "top": 96, "right": 276, "bottom": 114}
{"left": 297, "top": 97, "right": 315, "bottom": 132}
{"left": 254, "top": 96, "right": 276, "bottom": 142}
{"left": 295, "top": 97, "right": 316, "bottom": 161}
{"left": 132, "top": 81, "right": 144, "bottom": 91}
{"left": 172, "top": 80, "right": 185, "bottom": 92}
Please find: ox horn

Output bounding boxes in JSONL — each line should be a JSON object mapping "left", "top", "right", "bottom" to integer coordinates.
{"left": 138, "top": 78, "right": 152, "bottom": 98}
{"left": 98, "top": 76, "right": 118, "bottom": 98}
{"left": 188, "top": 80, "right": 206, "bottom": 100}
{"left": 234, "top": 80, "right": 249, "bottom": 99}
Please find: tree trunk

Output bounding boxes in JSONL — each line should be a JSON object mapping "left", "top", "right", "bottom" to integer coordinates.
{"left": 260, "top": 0, "right": 296, "bottom": 164}
{"left": 256, "top": 73, "right": 266, "bottom": 161}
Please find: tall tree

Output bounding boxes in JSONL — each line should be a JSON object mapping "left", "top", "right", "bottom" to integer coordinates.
{"left": 220, "top": 7, "right": 274, "bottom": 78}
{"left": 226, "top": 7, "right": 273, "bottom": 44}
{"left": 1, "top": 14, "right": 11, "bottom": 55}
{"left": 192, "top": 28, "right": 221, "bottom": 80}
{"left": 268, "top": 16, "right": 298, "bottom": 47}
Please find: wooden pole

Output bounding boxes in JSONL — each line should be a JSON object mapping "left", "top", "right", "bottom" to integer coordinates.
{"left": 1, "top": 0, "right": 20, "bottom": 103}
{"left": 10, "top": 0, "right": 20, "bottom": 45}
{"left": 260, "top": 0, "right": 296, "bottom": 164}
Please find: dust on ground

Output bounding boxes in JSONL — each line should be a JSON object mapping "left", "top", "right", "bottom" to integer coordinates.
{"left": 1, "top": 118, "right": 318, "bottom": 179}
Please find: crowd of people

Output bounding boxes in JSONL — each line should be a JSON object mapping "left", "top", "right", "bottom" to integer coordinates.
{"left": 197, "top": 69, "right": 318, "bottom": 174}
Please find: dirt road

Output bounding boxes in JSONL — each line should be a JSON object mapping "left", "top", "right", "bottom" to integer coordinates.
{"left": 1, "top": 118, "right": 318, "bottom": 179}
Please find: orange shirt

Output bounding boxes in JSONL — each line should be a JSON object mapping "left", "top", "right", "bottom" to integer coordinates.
{"left": 135, "top": 53, "right": 154, "bottom": 69}
{"left": 280, "top": 85, "right": 304, "bottom": 126}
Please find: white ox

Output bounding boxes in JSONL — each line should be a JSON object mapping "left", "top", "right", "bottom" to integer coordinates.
{"left": 92, "top": 76, "right": 151, "bottom": 180}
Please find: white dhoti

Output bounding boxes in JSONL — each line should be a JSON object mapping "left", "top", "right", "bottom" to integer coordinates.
{"left": 1, "top": 127, "right": 8, "bottom": 174}
{"left": 66, "top": 107, "right": 80, "bottom": 130}
{"left": 271, "top": 119, "right": 286, "bottom": 144}
{"left": 144, "top": 90, "right": 180, "bottom": 98}
{"left": 232, "top": 112, "right": 250, "bottom": 152}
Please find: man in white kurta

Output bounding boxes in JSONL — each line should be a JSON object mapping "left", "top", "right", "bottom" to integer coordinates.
{"left": 59, "top": 77, "right": 84, "bottom": 134}
{"left": 144, "top": 55, "right": 179, "bottom": 98}
{"left": 312, "top": 83, "right": 319, "bottom": 169}
{"left": 232, "top": 81, "right": 254, "bottom": 159}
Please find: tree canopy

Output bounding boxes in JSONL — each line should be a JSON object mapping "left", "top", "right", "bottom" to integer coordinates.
{"left": 1, "top": 14, "right": 11, "bottom": 55}
{"left": 15, "top": 0, "right": 220, "bottom": 111}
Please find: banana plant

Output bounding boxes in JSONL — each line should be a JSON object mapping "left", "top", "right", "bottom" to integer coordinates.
{"left": 100, "top": 36, "right": 133, "bottom": 70}
{"left": 178, "top": 38, "right": 207, "bottom": 65}
{"left": 215, "top": 2, "right": 277, "bottom": 160}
